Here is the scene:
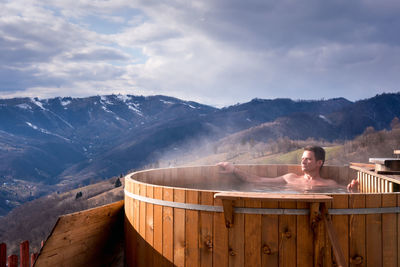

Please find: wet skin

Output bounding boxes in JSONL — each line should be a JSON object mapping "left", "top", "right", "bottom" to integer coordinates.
{"left": 217, "top": 151, "right": 340, "bottom": 188}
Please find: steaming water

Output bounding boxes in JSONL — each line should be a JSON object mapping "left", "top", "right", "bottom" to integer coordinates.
{"left": 229, "top": 182, "right": 349, "bottom": 194}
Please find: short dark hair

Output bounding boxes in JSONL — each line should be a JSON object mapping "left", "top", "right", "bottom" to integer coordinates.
{"left": 304, "top": 146, "right": 325, "bottom": 167}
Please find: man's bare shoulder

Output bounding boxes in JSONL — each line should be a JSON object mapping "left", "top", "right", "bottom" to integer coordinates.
{"left": 282, "top": 173, "right": 302, "bottom": 182}
{"left": 282, "top": 173, "right": 302, "bottom": 178}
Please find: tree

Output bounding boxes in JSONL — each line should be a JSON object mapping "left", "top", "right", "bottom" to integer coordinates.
{"left": 390, "top": 117, "right": 400, "bottom": 129}
{"left": 75, "top": 192, "right": 83, "bottom": 200}
{"left": 115, "top": 178, "right": 122, "bottom": 188}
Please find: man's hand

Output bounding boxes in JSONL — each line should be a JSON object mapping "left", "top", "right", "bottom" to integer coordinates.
{"left": 347, "top": 179, "right": 359, "bottom": 192}
{"left": 217, "top": 162, "right": 235, "bottom": 174}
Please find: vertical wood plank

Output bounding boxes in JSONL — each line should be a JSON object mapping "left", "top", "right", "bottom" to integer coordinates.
{"left": 296, "top": 202, "right": 313, "bottom": 267}
{"left": 134, "top": 182, "right": 140, "bottom": 231}
{"left": 277, "top": 165, "right": 289, "bottom": 177}
{"left": 349, "top": 194, "right": 366, "bottom": 267}
{"left": 163, "top": 188, "right": 174, "bottom": 265}
{"left": 214, "top": 198, "right": 228, "bottom": 267}
{"left": 314, "top": 204, "right": 326, "bottom": 267}
{"left": 323, "top": 201, "right": 332, "bottom": 267}
{"left": 133, "top": 181, "right": 141, "bottom": 267}
{"left": 372, "top": 177, "right": 375, "bottom": 193}
{"left": 398, "top": 194, "right": 400, "bottom": 267}
{"left": 154, "top": 186, "right": 164, "bottom": 266}
{"left": 199, "top": 191, "right": 214, "bottom": 267}
{"left": 124, "top": 179, "right": 131, "bottom": 267}
{"left": 369, "top": 175, "right": 372, "bottom": 193}
{"left": 137, "top": 183, "right": 147, "bottom": 267}
{"left": 332, "top": 194, "right": 349, "bottom": 266}
{"left": 382, "top": 194, "right": 397, "bottom": 267}
{"left": 376, "top": 178, "right": 380, "bottom": 193}
{"left": 267, "top": 164, "right": 278, "bottom": 178}
{"left": 146, "top": 185, "right": 154, "bottom": 267}
{"left": 186, "top": 190, "right": 199, "bottom": 267}
{"left": 174, "top": 189, "right": 186, "bottom": 267}
{"left": 360, "top": 173, "right": 364, "bottom": 193}
{"left": 31, "top": 253, "right": 37, "bottom": 267}
{"left": 139, "top": 184, "right": 147, "bottom": 237}
{"left": 262, "top": 200, "right": 279, "bottom": 267}
{"left": 20, "top": 241, "right": 29, "bottom": 267}
{"left": 368, "top": 174, "right": 372, "bottom": 193}
{"left": 338, "top": 165, "right": 350, "bottom": 186}
{"left": 229, "top": 199, "right": 244, "bottom": 267}
{"left": 0, "top": 243, "right": 6, "bottom": 267}
{"left": 244, "top": 199, "right": 261, "bottom": 267}
{"left": 366, "top": 194, "right": 382, "bottom": 267}
{"left": 8, "top": 255, "right": 17, "bottom": 267}
{"left": 124, "top": 180, "right": 134, "bottom": 267}
{"left": 279, "top": 201, "right": 296, "bottom": 267}
{"left": 326, "top": 166, "right": 339, "bottom": 185}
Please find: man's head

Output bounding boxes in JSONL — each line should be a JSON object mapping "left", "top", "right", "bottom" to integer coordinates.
{"left": 301, "top": 146, "right": 325, "bottom": 173}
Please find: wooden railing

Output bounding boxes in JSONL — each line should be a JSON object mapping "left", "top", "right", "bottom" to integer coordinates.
{"left": 0, "top": 241, "right": 39, "bottom": 267}
{"left": 350, "top": 163, "right": 400, "bottom": 193}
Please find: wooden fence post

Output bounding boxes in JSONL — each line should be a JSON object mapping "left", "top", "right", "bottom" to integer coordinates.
{"left": 31, "top": 253, "right": 38, "bottom": 267}
{"left": 0, "top": 243, "right": 6, "bottom": 267}
{"left": 8, "top": 255, "right": 18, "bottom": 267}
{"left": 20, "top": 240, "right": 29, "bottom": 267}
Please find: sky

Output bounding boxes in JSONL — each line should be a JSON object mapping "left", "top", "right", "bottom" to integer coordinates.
{"left": 1, "top": 0, "right": 399, "bottom": 107}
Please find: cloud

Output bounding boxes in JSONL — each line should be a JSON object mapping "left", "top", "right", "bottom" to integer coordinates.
{"left": 65, "top": 47, "right": 131, "bottom": 62}
{"left": 0, "top": 0, "right": 399, "bottom": 106}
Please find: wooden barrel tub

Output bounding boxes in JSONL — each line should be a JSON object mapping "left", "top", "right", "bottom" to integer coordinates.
{"left": 124, "top": 164, "right": 400, "bottom": 267}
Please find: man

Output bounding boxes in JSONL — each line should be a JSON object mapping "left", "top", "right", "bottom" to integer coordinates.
{"left": 218, "top": 146, "right": 339, "bottom": 187}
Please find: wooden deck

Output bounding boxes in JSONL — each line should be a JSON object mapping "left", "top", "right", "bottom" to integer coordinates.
{"left": 33, "top": 200, "right": 124, "bottom": 267}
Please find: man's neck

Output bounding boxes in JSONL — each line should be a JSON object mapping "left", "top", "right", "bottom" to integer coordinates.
{"left": 303, "top": 171, "right": 321, "bottom": 180}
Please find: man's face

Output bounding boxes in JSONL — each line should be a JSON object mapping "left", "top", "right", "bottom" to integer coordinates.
{"left": 301, "top": 150, "right": 323, "bottom": 172}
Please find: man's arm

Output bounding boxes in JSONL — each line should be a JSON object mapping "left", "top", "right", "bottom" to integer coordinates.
{"left": 217, "top": 162, "right": 287, "bottom": 184}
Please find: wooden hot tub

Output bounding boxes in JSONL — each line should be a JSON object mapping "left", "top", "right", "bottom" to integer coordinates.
{"left": 124, "top": 164, "right": 400, "bottom": 267}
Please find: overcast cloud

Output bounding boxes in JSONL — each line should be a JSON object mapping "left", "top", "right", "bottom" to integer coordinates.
{"left": 0, "top": 0, "right": 399, "bottom": 107}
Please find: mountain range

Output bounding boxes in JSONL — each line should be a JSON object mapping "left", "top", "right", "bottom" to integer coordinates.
{"left": 1, "top": 92, "right": 400, "bottom": 215}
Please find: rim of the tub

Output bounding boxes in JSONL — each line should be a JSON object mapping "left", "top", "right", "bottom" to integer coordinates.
{"left": 124, "top": 165, "right": 400, "bottom": 216}
{"left": 124, "top": 164, "right": 399, "bottom": 195}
